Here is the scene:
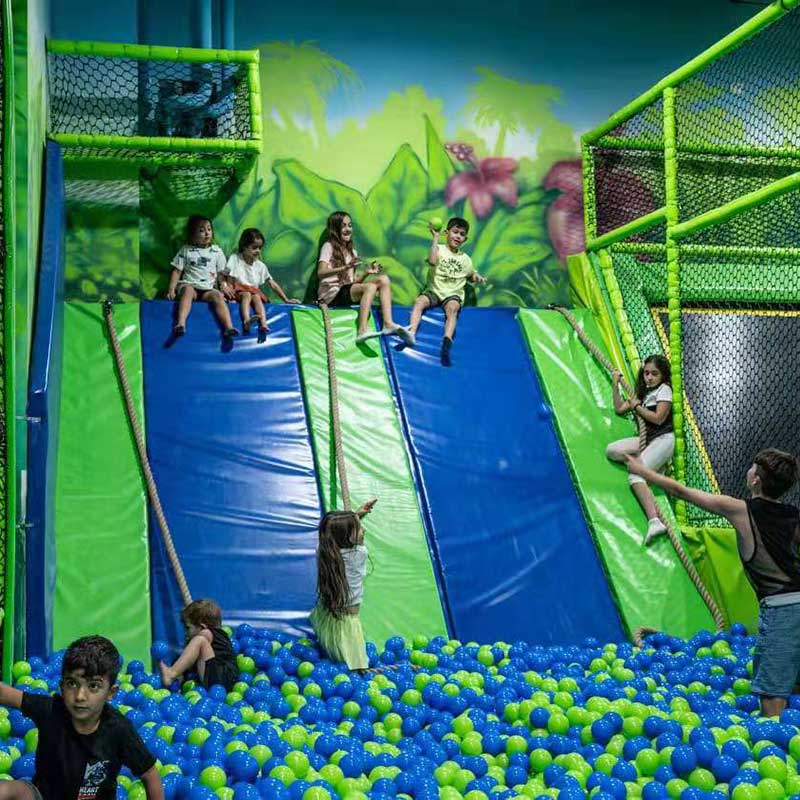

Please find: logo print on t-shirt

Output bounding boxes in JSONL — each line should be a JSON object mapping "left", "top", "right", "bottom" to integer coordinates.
{"left": 78, "top": 760, "right": 109, "bottom": 799}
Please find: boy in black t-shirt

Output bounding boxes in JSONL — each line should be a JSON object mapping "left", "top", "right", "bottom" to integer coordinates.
{"left": 0, "top": 635, "right": 162, "bottom": 800}
{"left": 158, "top": 598, "right": 237, "bottom": 691}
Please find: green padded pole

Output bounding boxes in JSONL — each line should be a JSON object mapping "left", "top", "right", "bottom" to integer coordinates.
{"left": 672, "top": 171, "right": 800, "bottom": 241}
{"left": 610, "top": 242, "right": 666, "bottom": 255}
{"left": 52, "top": 133, "right": 262, "bottom": 155}
{"left": 581, "top": 140, "right": 597, "bottom": 242}
{"left": 663, "top": 87, "right": 688, "bottom": 525}
{"left": 589, "top": 137, "right": 800, "bottom": 161}
{"left": 47, "top": 39, "right": 259, "bottom": 63}
{"left": 583, "top": 0, "right": 790, "bottom": 144}
{"left": 587, "top": 207, "right": 667, "bottom": 252}
{"left": 2, "top": 0, "right": 17, "bottom": 681}
{"left": 597, "top": 249, "right": 641, "bottom": 375}
{"left": 247, "top": 61, "right": 262, "bottom": 142}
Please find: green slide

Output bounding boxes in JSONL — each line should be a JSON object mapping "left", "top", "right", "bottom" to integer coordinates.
{"left": 293, "top": 308, "right": 448, "bottom": 645}
{"left": 53, "top": 303, "right": 151, "bottom": 662}
{"left": 520, "top": 308, "right": 714, "bottom": 638}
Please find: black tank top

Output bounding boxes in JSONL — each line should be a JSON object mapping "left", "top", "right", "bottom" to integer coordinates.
{"left": 742, "top": 497, "right": 800, "bottom": 599}
{"left": 209, "top": 626, "right": 236, "bottom": 670}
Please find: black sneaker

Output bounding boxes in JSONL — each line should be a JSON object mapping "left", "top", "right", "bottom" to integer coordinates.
{"left": 441, "top": 336, "right": 453, "bottom": 367}
{"left": 223, "top": 327, "right": 240, "bottom": 339}
{"left": 173, "top": 324, "right": 186, "bottom": 337}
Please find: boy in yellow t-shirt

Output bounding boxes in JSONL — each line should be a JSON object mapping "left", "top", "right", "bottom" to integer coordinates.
{"left": 407, "top": 217, "right": 485, "bottom": 366}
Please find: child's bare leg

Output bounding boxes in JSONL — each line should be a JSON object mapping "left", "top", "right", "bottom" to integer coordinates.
{"left": 761, "top": 695, "right": 788, "bottom": 718}
{"left": 443, "top": 300, "right": 460, "bottom": 340}
{"left": 205, "top": 289, "right": 237, "bottom": 332}
{"left": 176, "top": 286, "right": 196, "bottom": 327}
{"left": 408, "top": 295, "right": 431, "bottom": 335}
{"left": 375, "top": 275, "right": 396, "bottom": 328}
{"left": 239, "top": 292, "right": 252, "bottom": 328}
{"left": 159, "top": 634, "right": 214, "bottom": 686}
{"left": 252, "top": 295, "right": 268, "bottom": 330}
{"left": 352, "top": 282, "right": 378, "bottom": 336}
{"left": 631, "top": 482, "right": 660, "bottom": 521}
{"left": 0, "top": 782, "right": 41, "bottom": 799}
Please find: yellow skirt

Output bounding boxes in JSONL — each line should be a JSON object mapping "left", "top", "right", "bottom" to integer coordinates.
{"left": 310, "top": 604, "right": 368, "bottom": 670}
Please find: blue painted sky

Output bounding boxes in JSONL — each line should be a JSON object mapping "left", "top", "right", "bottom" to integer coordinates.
{"left": 50, "top": 0, "right": 757, "bottom": 132}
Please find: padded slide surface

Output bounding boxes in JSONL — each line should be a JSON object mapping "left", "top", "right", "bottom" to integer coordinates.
{"left": 140, "top": 302, "right": 321, "bottom": 647}
{"left": 383, "top": 307, "right": 623, "bottom": 645}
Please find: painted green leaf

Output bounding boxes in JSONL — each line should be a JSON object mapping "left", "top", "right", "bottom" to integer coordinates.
{"left": 234, "top": 186, "right": 281, "bottom": 244}
{"left": 367, "top": 144, "right": 429, "bottom": 242}
{"left": 263, "top": 229, "right": 317, "bottom": 300}
{"left": 273, "top": 159, "right": 389, "bottom": 255}
{"left": 425, "top": 114, "right": 455, "bottom": 199}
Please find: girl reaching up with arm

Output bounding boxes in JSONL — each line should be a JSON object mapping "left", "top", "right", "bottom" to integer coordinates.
{"left": 310, "top": 499, "right": 376, "bottom": 673}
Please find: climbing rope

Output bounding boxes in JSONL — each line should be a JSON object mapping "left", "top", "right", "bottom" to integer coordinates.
{"left": 319, "top": 303, "right": 351, "bottom": 511}
{"left": 548, "top": 305, "right": 725, "bottom": 641}
{"left": 103, "top": 300, "right": 192, "bottom": 606}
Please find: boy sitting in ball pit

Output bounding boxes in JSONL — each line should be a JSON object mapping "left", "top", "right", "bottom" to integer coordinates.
{"left": 158, "top": 598, "right": 238, "bottom": 692}
{"left": 0, "top": 635, "right": 162, "bottom": 800}
{"left": 627, "top": 448, "right": 800, "bottom": 717}
{"left": 406, "top": 217, "right": 486, "bottom": 367}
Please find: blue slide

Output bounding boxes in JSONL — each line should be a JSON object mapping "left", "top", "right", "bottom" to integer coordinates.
{"left": 381, "top": 308, "right": 623, "bottom": 645}
{"left": 140, "top": 302, "right": 322, "bottom": 647}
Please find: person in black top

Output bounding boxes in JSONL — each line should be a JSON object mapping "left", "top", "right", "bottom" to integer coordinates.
{"left": 0, "top": 635, "right": 162, "bottom": 800}
{"left": 158, "top": 598, "right": 237, "bottom": 691}
{"left": 628, "top": 447, "right": 800, "bottom": 718}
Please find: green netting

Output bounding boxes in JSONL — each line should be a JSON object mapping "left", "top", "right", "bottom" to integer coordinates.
{"left": 53, "top": 303, "right": 151, "bottom": 663}
{"left": 49, "top": 53, "right": 253, "bottom": 141}
{"left": 0, "top": 0, "right": 6, "bottom": 646}
{"left": 292, "top": 308, "right": 448, "bottom": 645}
{"left": 585, "top": 6, "right": 800, "bottom": 527}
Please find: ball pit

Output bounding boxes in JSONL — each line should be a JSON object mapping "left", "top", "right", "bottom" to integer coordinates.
{"left": 4, "top": 624, "right": 800, "bottom": 799}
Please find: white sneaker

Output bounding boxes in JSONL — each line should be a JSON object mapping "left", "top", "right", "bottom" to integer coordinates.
{"left": 644, "top": 518, "right": 667, "bottom": 546}
{"left": 385, "top": 325, "right": 415, "bottom": 347}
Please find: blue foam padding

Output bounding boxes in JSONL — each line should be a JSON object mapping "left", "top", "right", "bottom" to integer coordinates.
{"left": 25, "top": 141, "right": 66, "bottom": 657}
{"left": 140, "top": 302, "right": 322, "bottom": 647}
{"left": 380, "top": 307, "right": 623, "bottom": 645}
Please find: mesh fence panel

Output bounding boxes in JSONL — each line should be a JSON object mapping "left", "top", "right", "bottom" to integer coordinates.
{"left": 590, "top": 7, "right": 800, "bottom": 525}
{"left": 0, "top": 0, "right": 7, "bottom": 647}
{"left": 49, "top": 54, "right": 253, "bottom": 140}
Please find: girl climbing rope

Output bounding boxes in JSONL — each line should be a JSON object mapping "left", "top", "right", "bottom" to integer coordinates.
{"left": 605, "top": 354, "right": 675, "bottom": 545}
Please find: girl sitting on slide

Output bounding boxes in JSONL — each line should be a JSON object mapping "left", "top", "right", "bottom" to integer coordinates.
{"left": 605, "top": 354, "right": 674, "bottom": 545}
{"left": 316, "top": 211, "right": 414, "bottom": 345}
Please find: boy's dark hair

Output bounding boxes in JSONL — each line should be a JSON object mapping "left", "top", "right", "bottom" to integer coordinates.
{"left": 186, "top": 214, "right": 212, "bottom": 242}
{"left": 754, "top": 449, "right": 799, "bottom": 499}
{"left": 181, "top": 598, "right": 223, "bottom": 628}
{"left": 238, "top": 227, "right": 265, "bottom": 253}
{"left": 447, "top": 217, "right": 469, "bottom": 235}
{"left": 62, "top": 636, "right": 121, "bottom": 683}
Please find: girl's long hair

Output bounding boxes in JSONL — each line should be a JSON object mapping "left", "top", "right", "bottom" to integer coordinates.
{"left": 324, "top": 211, "right": 355, "bottom": 270}
{"left": 635, "top": 354, "right": 672, "bottom": 400}
{"left": 317, "top": 511, "right": 360, "bottom": 616}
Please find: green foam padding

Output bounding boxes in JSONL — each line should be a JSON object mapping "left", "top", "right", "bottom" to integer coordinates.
{"left": 53, "top": 303, "right": 151, "bottom": 662}
{"left": 292, "top": 308, "right": 448, "bottom": 644}
{"left": 519, "top": 308, "right": 714, "bottom": 637}
{"left": 682, "top": 526, "right": 758, "bottom": 632}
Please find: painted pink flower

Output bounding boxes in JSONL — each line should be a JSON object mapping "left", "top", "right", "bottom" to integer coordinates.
{"left": 543, "top": 160, "right": 585, "bottom": 260}
{"left": 444, "top": 142, "right": 518, "bottom": 218}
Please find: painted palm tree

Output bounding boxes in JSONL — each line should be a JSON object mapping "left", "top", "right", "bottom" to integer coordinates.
{"left": 259, "top": 41, "right": 361, "bottom": 147}
{"left": 463, "top": 67, "right": 562, "bottom": 156}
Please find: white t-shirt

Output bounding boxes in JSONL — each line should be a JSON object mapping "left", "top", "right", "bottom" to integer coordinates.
{"left": 171, "top": 245, "right": 227, "bottom": 291}
{"left": 226, "top": 252, "right": 272, "bottom": 287}
{"left": 317, "top": 241, "right": 358, "bottom": 305}
{"left": 341, "top": 545, "right": 368, "bottom": 606}
{"left": 642, "top": 383, "right": 673, "bottom": 443}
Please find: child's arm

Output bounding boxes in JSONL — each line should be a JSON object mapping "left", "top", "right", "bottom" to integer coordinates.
{"left": 469, "top": 272, "right": 486, "bottom": 284}
{"left": 611, "top": 370, "right": 633, "bottom": 415}
{"left": 166, "top": 268, "right": 181, "bottom": 300}
{"left": 626, "top": 455, "right": 748, "bottom": 526}
{"left": 427, "top": 227, "right": 440, "bottom": 265}
{"left": 317, "top": 259, "right": 355, "bottom": 279}
{"left": 268, "top": 278, "right": 300, "bottom": 304}
{"left": 140, "top": 765, "right": 164, "bottom": 799}
{"left": 356, "top": 498, "right": 377, "bottom": 518}
{"left": 0, "top": 683, "right": 23, "bottom": 710}
{"left": 631, "top": 398, "right": 671, "bottom": 425}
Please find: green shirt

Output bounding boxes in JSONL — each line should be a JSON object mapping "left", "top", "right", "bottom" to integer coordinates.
{"left": 427, "top": 244, "right": 475, "bottom": 302}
